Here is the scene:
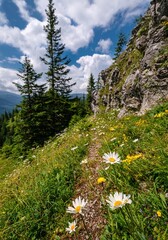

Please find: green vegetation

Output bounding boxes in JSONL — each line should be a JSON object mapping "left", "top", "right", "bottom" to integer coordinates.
{"left": 0, "top": 101, "right": 168, "bottom": 239}
{"left": 0, "top": 118, "right": 92, "bottom": 239}
{"left": 0, "top": 0, "right": 88, "bottom": 158}
{"left": 113, "top": 32, "right": 127, "bottom": 60}
{"left": 86, "top": 73, "right": 96, "bottom": 113}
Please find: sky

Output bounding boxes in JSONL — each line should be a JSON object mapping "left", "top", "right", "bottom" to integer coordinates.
{"left": 0, "top": 0, "right": 150, "bottom": 94}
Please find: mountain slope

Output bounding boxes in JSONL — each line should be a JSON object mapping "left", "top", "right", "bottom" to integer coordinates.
{"left": 0, "top": 101, "right": 168, "bottom": 239}
{"left": 0, "top": 91, "right": 21, "bottom": 114}
{"left": 93, "top": 0, "right": 168, "bottom": 117}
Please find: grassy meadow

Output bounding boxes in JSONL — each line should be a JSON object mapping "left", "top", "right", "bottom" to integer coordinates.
{"left": 0, "top": 101, "right": 168, "bottom": 239}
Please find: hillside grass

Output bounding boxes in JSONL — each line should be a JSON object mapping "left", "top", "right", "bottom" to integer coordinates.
{"left": 0, "top": 102, "right": 168, "bottom": 239}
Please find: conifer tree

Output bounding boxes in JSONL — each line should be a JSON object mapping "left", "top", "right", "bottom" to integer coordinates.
{"left": 114, "top": 32, "right": 127, "bottom": 59}
{"left": 13, "top": 56, "right": 48, "bottom": 148}
{"left": 41, "top": 0, "right": 75, "bottom": 134}
{"left": 86, "top": 73, "right": 95, "bottom": 113}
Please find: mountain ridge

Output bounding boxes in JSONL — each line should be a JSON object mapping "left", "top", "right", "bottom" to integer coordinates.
{"left": 0, "top": 90, "right": 21, "bottom": 114}
{"left": 93, "top": 0, "right": 168, "bottom": 117}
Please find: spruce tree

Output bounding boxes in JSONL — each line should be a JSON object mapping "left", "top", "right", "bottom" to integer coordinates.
{"left": 114, "top": 32, "right": 127, "bottom": 59}
{"left": 13, "top": 56, "right": 48, "bottom": 148}
{"left": 41, "top": 0, "right": 74, "bottom": 134}
{"left": 86, "top": 73, "right": 95, "bottom": 113}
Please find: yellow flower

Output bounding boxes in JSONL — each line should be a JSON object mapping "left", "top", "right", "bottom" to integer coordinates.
{"left": 135, "top": 119, "right": 146, "bottom": 126}
{"left": 165, "top": 109, "right": 168, "bottom": 113}
{"left": 154, "top": 112, "right": 166, "bottom": 118}
{"left": 97, "top": 177, "right": 106, "bottom": 184}
{"left": 122, "top": 153, "right": 143, "bottom": 164}
{"left": 156, "top": 210, "right": 162, "bottom": 217}
{"left": 123, "top": 134, "right": 128, "bottom": 142}
{"left": 109, "top": 127, "right": 115, "bottom": 131}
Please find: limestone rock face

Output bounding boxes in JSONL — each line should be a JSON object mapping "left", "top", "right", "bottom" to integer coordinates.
{"left": 93, "top": 0, "right": 168, "bottom": 117}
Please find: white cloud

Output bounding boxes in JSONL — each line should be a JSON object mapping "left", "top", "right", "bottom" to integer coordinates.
{"left": 0, "top": 19, "right": 46, "bottom": 71}
{"left": 0, "top": 67, "right": 18, "bottom": 93}
{"left": 11, "top": 0, "right": 32, "bottom": 22}
{"left": 70, "top": 54, "right": 112, "bottom": 93}
{"left": 96, "top": 38, "right": 112, "bottom": 53}
{"left": 34, "top": 0, "right": 150, "bottom": 52}
{"left": 0, "top": 0, "right": 150, "bottom": 93}
{"left": 0, "top": 12, "right": 8, "bottom": 26}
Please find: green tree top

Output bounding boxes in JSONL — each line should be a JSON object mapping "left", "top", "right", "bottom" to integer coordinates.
{"left": 86, "top": 73, "right": 95, "bottom": 113}
{"left": 114, "top": 32, "right": 127, "bottom": 60}
{"left": 41, "top": 0, "right": 74, "bottom": 97}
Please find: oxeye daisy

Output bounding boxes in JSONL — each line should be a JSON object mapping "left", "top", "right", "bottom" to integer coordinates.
{"left": 106, "top": 192, "right": 132, "bottom": 210}
{"left": 66, "top": 221, "right": 77, "bottom": 233}
{"left": 103, "top": 152, "right": 121, "bottom": 165}
{"left": 66, "top": 196, "right": 87, "bottom": 215}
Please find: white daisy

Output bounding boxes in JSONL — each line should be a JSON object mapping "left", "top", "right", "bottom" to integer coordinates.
{"left": 66, "top": 196, "right": 87, "bottom": 215}
{"left": 103, "top": 152, "right": 121, "bottom": 164}
{"left": 106, "top": 192, "right": 132, "bottom": 210}
{"left": 66, "top": 221, "right": 77, "bottom": 233}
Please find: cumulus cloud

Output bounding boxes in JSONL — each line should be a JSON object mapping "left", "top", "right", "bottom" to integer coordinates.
{"left": 96, "top": 38, "right": 112, "bottom": 53}
{"left": 70, "top": 54, "right": 112, "bottom": 93}
{"left": 0, "top": 0, "right": 150, "bottom": 93}
{"left": 34, "top": 0, "right": 150, "bottom": 52}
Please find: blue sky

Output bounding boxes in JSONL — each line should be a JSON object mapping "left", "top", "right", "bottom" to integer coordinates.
{"left": 0, "top": 0, "right": 150, "bottom": 94}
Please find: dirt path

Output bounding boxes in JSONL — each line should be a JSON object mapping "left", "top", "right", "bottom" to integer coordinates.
{"left": 67, "top": 134, "right": 106, "bottom": 240}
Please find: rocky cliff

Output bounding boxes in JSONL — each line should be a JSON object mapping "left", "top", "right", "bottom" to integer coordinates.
{"left": 94, "top": 0, "right": 168, "bottom": 117}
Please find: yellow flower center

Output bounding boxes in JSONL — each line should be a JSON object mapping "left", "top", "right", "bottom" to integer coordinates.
{"left": 114, "top": 200, "right": 122, "bottom": 207}
{"left": 109, "top": 157, "right": 115, "bottom": 163}
{"left": 70, "top": 224, "right": 75, "bottom": 230}
{"left": 75, "top": 205, "right": 81, "bottom": 213}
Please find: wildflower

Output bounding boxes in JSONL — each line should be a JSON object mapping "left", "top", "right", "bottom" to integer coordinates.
{"left": 156, "top": 210, "right": 162, "bottom": 217}
{"left": 110, "top": 137, "right": 117, "bottom": 142}
{"left": 165, "top": 110, "right": 168, "bottom": 113}
{"left": 103, "top": 152, "right": 121, "bottom": 165}
{"left": 97, "top": 177, "right": 106, "bottom": 184}
{"left": 80, "top": 158, "right": 88, "bottom": 164}
{"left": 135, "top": 119, "right": 146, "bottom": 126}
{"left": 66, "top": 221, "right": 77, "bottom": 233}
{"left": 106, "top": 192, "right": 132, "bottom": 210}
{"left": 122, "top": 153, "right": 143, "bottom": 164}
{"left": 109, "top": 127, "right": 115, "bottom": 131}
{"left": 154, "top": 112, "right": 166, "bottom": 118}
{"left": 67, "top": 196, "right": 87, "bottom": 215}
{"left": 123, "top": 134, "right": 127, "bottom": 142}
{"left": 133, "top": 138, "right": 139, "bottom": 143}
{"left": 71, "top": 146, "right": 78, "bottom": 151}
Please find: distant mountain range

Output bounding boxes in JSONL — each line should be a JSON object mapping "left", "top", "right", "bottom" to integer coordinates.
{"left": 0, "top": 91, "right": 86, "bottom": 115}
{"left": 0, "top": 91, "right": 22, "bottom": 115}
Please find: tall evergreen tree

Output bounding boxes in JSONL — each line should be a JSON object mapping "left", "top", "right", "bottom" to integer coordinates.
{"left": 13, "top": 56, "right": 48, "bottom": 148}
{"left": 41, "top": 0, "right": 75, "bottom": 134}
{"left": 41, "top": 0, "right": 74, "bottom": 97}
{"left": 86, "top": 73, "right": 95, "bottom": 113}
{"left": 114, "top": 32, "right": 127, "bottom": 59}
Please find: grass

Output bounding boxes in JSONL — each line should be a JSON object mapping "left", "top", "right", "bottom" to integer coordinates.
{"left": 0, "top": 102, "right": 168, "bottom": 239}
